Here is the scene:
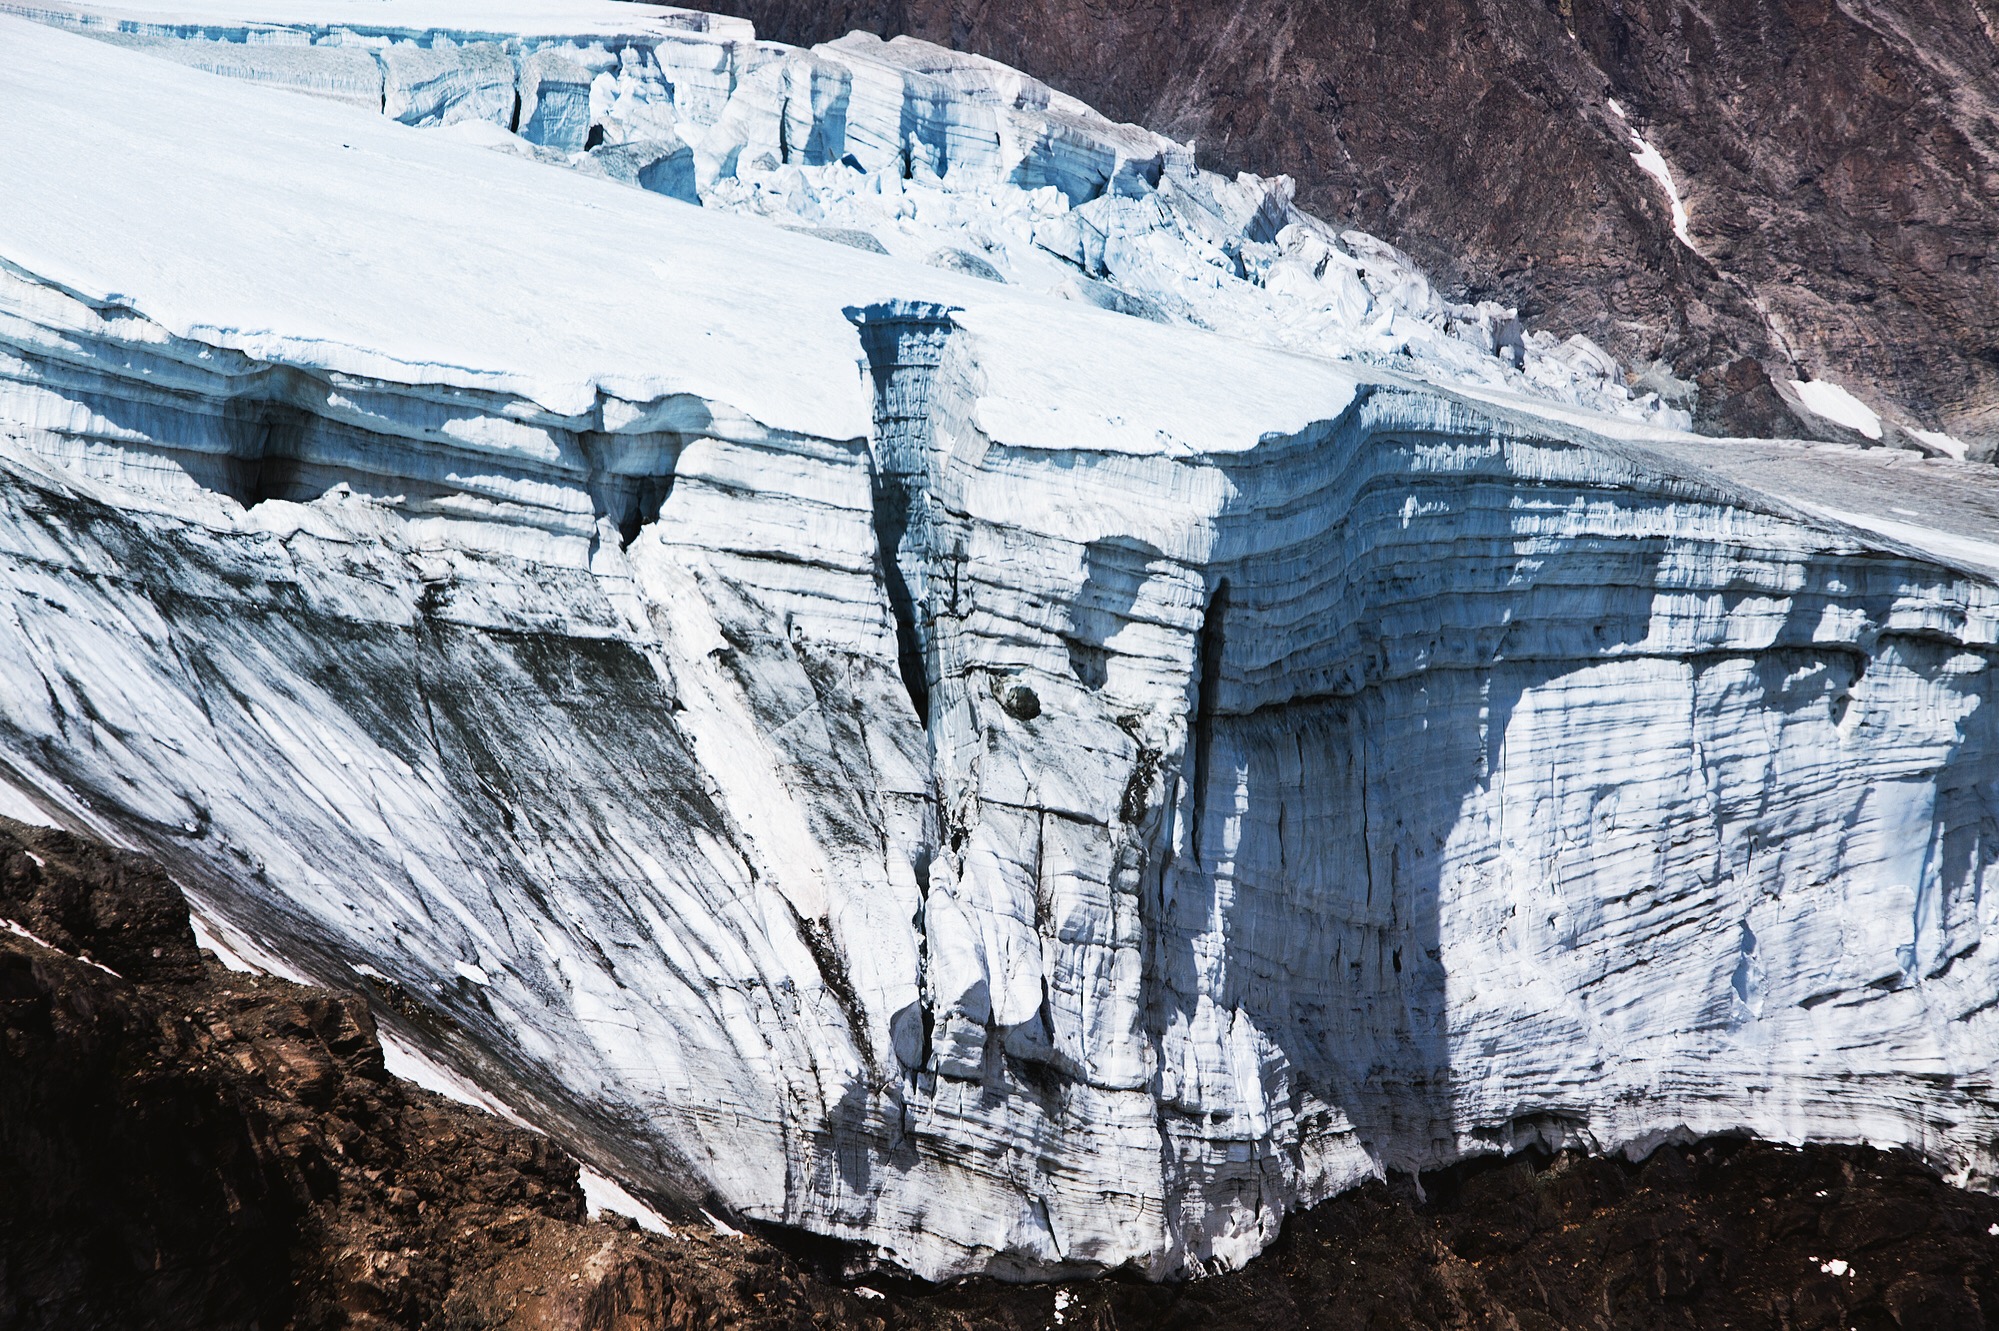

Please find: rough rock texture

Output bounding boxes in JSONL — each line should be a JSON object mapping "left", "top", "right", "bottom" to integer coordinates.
{"left": 7, "top": 7, "right": 1999, "bottom": 1285}
{"left": 1568, "top": 0, "right": 1999, "bottom": 450}
{"left": 905, "top": 1143, "right": 1999, "bottom": 1331}
{"left": 703, "top": 0, "right": 1999, "bottom": 451}
{"left": 0, "top": 814, "right": 582, "bottom": 1330}
{"left": 9, "top": 812, "right": 1999, "bottom": 1330}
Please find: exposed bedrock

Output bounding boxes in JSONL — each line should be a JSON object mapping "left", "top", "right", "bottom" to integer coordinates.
{"left": 3, "top": 241, "right": 1999, "bottom": 1281}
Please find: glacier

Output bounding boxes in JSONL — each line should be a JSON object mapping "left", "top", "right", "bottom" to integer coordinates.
{"left": 5, "top": 3, "right": 1999, "bottom": 1283}
{"left": 7, "top": 0, "right": 1678, "bottom": 428}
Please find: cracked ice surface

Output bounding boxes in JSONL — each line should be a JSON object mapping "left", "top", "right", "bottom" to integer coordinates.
{"left": 10, "top": 0, "right": 1682, "bottom": 428}
{"left": 4, "top": 9, "right": 1999, "bottom": 1284}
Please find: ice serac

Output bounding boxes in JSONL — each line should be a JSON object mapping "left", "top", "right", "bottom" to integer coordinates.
{"left": 8, "top": 0, "right": 1678, "bottom": 431}
{"left": 5, "top": 8, "right": 1999, "bottom": 1285}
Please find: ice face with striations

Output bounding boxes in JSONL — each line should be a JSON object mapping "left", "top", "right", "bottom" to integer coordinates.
{"left": 5, "top": 3, "right": 1999, "bottom": 1283}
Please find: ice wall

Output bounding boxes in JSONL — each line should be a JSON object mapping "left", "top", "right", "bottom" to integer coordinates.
{"left": 4, "top": 10, "right": 1999, "bottom": 1283}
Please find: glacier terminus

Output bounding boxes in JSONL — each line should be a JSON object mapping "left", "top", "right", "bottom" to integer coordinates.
{"left": 3, "top": 0, "right": 1999, "bottom": 1284}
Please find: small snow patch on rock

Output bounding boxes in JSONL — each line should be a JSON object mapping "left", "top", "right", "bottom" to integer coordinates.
{"left": 1910, "top": 427, "right": 1968, "bottom": 459}
{"left": 1609, "top": 100, "right": 1694, "bottom": 248}
{"left": 378, "top": 1028, "right": 536, "bottom": 1129}
{"left": 578, "top": 1164, "right": 674, "bottom": 1237}
{"left": 1792, "top": 379, "right": 1883, "bottom": 440}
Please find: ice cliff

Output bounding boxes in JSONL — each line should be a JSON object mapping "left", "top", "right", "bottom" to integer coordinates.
{"left": 5, "top": 2, "right": 1999, "bottom": 1283}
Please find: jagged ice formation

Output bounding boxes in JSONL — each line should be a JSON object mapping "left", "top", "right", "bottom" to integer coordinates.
{"left": 9, "top": 0, "right": 1678, "bottom": 428}
{"left": 4, "top": 3, "right": 1999, "bottom": 1283}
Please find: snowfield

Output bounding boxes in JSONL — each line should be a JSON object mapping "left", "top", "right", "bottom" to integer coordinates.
{"left": 4, "top": 3, "right": 1999, "bottom": 1282}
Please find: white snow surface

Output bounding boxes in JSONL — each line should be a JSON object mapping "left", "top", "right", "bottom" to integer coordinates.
{"left": 1792, "top": 379, "right": 1885, "bottom": 440}
{"left": 3, "top": 5, "right": 1999, "bottom": 1286}
{"left": 0, "top": 19, "right": 876, "bottom": 436}
{"left": 12, "top": 0, "right": 1686, "bottom": 430}
{"left": 1609, "top": 100, "right": 1694, "bottom": 249}
{"left": 1806, "top": 508, "right": 1999, "bottom": 579}
{"left": 578, "top": 1164, "right": 677, "bottom": 1235}
{"left": 0, "top": 775, "right": 59, "bottom": 828}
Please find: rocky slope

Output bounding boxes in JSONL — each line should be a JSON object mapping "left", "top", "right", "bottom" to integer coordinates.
{"left": 708, "top": 0, "right": 1999, "bottom": 452}
{"left": 1, "top": 812, "right": 608, "bottom": 1330}
{"left": 5, "top": 1, "right": 1999, "bottom": 1286}
{"left": 8, "top": 812, "right": 1999, "bottom": 1330}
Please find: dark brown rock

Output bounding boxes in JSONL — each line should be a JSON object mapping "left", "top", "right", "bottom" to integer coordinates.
{"left": 5, "top": 814, "right": 1999, "bottom": 1329}
{"left": 700, "top": 0, "right": 1999, "bottom": 450}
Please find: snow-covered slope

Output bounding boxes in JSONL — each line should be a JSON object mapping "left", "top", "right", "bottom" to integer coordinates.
{"left": 5, "top": 7, "right": 1999, "bottom": 1283}
{"left": 8, "top": 0, "right": 1683, "bottom": 429}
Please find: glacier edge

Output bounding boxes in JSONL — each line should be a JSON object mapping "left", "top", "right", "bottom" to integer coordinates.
{"left": 3, "top": 10, "right": 1999, "bottom": 1283}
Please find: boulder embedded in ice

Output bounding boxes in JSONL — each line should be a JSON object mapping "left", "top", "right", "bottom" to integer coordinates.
{"left": 6, "top": 5, "right": 1999, "bottom": 1290}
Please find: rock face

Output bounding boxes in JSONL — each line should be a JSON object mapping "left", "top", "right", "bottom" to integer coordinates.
{"left": 708, "top": 0, "right": 1999, "bottom": 453}
{"left": 0, "top": 815, "right": 586, "bottom": 1330}
{"left": 11, "top": 813, "right": 1999, "bottom": 1331}
{"left": 5, "top": 2, "right": 1999, "bottom": 1286}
